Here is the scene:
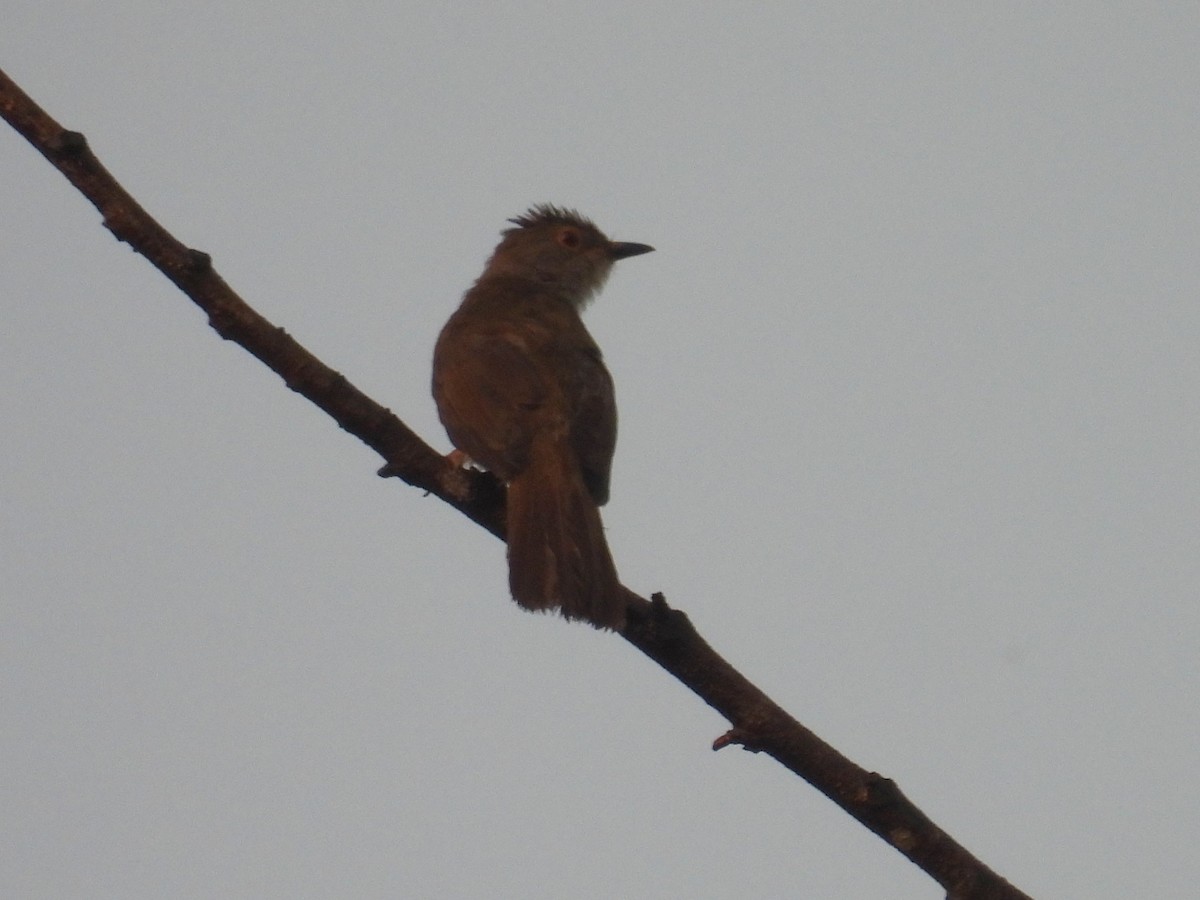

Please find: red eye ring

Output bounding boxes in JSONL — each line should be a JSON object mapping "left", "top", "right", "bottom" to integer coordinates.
{"left": 558, "top": 228, "right": 582, "bottom": 249}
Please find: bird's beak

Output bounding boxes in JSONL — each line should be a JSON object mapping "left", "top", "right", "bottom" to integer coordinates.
{"left": 609, "top": 241, "right": 655, "bottom": 260}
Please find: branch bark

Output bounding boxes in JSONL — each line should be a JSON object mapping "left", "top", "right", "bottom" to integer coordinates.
{"left": 1, "top": 66, "right": 1033, "bottom": 900}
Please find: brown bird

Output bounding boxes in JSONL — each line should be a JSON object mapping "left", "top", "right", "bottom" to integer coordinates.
{"left": 432, "top": 205, "right": 653, "bottom": 629}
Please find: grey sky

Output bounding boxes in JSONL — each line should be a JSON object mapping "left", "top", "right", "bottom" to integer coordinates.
{"left": 3, "top": 4, "right": 1198, "bottom": 897}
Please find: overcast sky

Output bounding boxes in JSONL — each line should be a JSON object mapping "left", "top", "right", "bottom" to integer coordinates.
{"left": 4, "top": 4, "right": 1199, "bottom": 898}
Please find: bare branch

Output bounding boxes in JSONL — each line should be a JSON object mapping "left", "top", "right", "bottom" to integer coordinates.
{"left": 0, "top": 66, "right": 1032, "bottom": 900}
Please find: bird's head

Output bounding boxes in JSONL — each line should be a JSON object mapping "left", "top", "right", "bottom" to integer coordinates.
{"left": 482, "top": 204, "right": 654, "bottom": 308}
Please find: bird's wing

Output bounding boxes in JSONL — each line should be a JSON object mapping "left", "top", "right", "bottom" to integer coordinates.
{"left": 569, "top": 344, "right": 616, "bottom": 506}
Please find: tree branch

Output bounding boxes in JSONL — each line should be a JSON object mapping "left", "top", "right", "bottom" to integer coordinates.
{"left": 1, "top": 66, "right": 1032, "bottom": 900}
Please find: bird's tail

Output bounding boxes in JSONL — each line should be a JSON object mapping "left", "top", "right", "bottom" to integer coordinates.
{"left": 505, "top": 438, "right": 624, "bottom": 630}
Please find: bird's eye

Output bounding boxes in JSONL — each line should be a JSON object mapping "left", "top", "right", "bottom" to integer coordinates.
{"left": 558, "top": 228, "right": 582, "bottom": 249}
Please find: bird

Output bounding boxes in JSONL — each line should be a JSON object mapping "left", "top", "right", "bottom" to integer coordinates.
{"left": 432, "top": 205, "right": 653, "bottom": 629}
